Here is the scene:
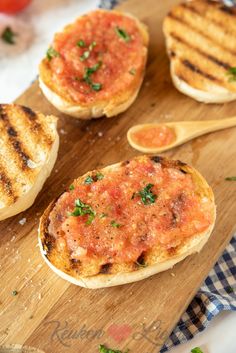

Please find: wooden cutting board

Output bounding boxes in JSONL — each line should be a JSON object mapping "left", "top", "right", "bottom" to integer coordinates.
{"left": 0, "top": 0, "right": 236, "bottom": 352}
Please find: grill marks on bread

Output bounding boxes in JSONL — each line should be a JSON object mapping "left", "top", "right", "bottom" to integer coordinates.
{"left": 0, "top": 104, "right": 56, "bottom": 206}
{"left": 164, "top": 0, "right": 236, "bottom": 92}
{"left": 0, "top": 106, "right": 30, "bottom": 169}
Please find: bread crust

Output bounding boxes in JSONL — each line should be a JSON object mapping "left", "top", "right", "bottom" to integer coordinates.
{"left": 39, "top": 10, "right": 149, "bottom": 119}
{"left": 38, "top": 156, "right": 216, "bottom": 289}
{"left": 171, "top": 66, "right": 236, "bottom": 104}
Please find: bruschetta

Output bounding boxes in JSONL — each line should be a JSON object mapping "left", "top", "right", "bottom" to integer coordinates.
{"left": 39, "top": 9, "right": 149, "bottom": 119}
{"left": 39, "top": 155, "right": 216, "bottom": 288}
{"left": 163, "top": 0, "right": 236, "bottom": 103}
{"left": 0, "top": 104, "right": 59, "bottom": 220}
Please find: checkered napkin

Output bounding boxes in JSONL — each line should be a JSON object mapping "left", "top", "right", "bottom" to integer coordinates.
{"left": 99, "top": 0, "right": 120, "bottom": 9}
{"left": 99, "top": 0, "right": 236, "bottom": 351}
{"left": 222, "top": 0, "right": 236, "bottom": 6}
{"left": 161, "top": 236, "right": 236, "bottom": 352}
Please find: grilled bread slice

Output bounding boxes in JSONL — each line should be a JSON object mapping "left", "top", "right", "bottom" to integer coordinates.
{"left": 163, "top": 0, "right": 236, "bottom": 103}
{"left": 39, "top": 155, "right": 216, "bottom": 289}
{"left": 0, "top": 104, "right": 59, "bottom": 220}
{"left": 39, "top": 9, "right": 149, "bottom": 119}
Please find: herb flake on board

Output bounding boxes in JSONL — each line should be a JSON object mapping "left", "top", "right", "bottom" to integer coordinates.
{"left": 225, "top": 176, "right": 236, "bottom": 181}
{"left": 191, "top": 348, "right": 204, "bottom": 353}
{"left": 1, "top": 26, "right": 17, "bottom": 45}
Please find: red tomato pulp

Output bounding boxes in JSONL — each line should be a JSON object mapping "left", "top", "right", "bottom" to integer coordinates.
{"left": 0, "top": 0, "right": 31, "bottom": 13}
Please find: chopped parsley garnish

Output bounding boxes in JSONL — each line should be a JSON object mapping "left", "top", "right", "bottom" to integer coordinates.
{"left": 69, "top": 184, "right": 75, "bottom": 190}
{"left": 115, "top": 26, "right": 131, "bottom": 42}
{"left": 87, "top": 213, "right": 96, "bottom": 225}
{"left": 77, "top": 39, "right": 86, "bottom": 47}
{"left": 84, "top": 176, "right": 94, "bottom": 184}
{"left": 225, "top": 176, "right": 236, "bottom": 181}
{"left": 227, "top": 67, "right": 236, "bottom": 82}
{"left": 46, "top": 47, "right": 60, "bottom": 61}
{"left": 99, "top": 344, "right": 128, "bottom": 353}
{"left": 80, "top": 50, "right": 90, "bottom": 61}
{"left": 1, "top": 26, "right": 17, "bottom": 45}
{"left": 132, "top": 184, "right": 157, "bottom": 205}
{"left": 70, "top": 198, "right": 95, "bottom": 225}
{"left": 92, "top": 82, "right": 102, "bottom": 91}
{"left": 191, "top": 348, "right": 204, "bottom": 353}
{"left": 111, "top": 220, "right": 121, "bottom": 228}
{"left": 96, "top": 172, "right": 104, "bottom": 180}
{"left": 12, "top": 290, "right": 18, "bottom": 296}
{"left": 84, "top": 62, "right": 102, "bottom": 80}
{"left": 89, "top": 41, "right": 96, "bottom": 50}
{"left": 90, "top": 81, "right": 102, "bottom": 91}
{"left": 139, "top": 184, "right": 157, "bottom": 205}
{"left": 129, "top": 68, "right": 136, "bottom": 75}
{"left": 80, "top": 40, "right": 97, "bottom": 61}
{"left": 84, "top": 173, "right": 104, "bottom": 184}
{"left": 83, "top": 61, "right": 103, "bottom": 91}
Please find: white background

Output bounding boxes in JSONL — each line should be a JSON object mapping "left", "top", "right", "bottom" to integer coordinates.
{"left": 0, "top": 1, "right": 235, "bottom": 352}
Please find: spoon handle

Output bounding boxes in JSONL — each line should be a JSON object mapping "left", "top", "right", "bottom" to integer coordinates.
{"left": 173, "top": 116, "right": 236, "bottom": 140}
{"left": 198, "top": 116, "right": 236, "bottom": 133}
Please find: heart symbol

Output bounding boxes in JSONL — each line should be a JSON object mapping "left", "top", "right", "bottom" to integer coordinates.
{"left": 107, "top": 324, "right": 132, "bottom": 343}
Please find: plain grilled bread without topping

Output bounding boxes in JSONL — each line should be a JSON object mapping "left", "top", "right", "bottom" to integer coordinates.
{"left": 163, "top": 0, "right": 236, "bottom": 103}
{"left": 0, "top": 104, "right": 59, "bottom": 220}
{"left": 39, "top": 155, "right": 216, "bottom": 289}
{"left": 39, "top": 10, "right": 149, "bottom": 119}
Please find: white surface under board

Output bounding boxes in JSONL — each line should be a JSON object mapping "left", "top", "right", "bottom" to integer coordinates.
{"left": 171, "top": 311, "right": 235, "bottom": 353}
{"left": 0, "top": 1, "right": 235, "bottom": 352}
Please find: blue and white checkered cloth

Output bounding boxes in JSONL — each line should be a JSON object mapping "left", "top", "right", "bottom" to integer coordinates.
{"left": 161, "top": 236, "right": 236, "bottom": 352}
{"left": 222, "top": 0, "right": 236, "bottom": 6}
{"left": 100, "top": 0, "right": 236, "bottom": 351}
{"left": 99, "top": 0, "right": 120, "bottom": 9}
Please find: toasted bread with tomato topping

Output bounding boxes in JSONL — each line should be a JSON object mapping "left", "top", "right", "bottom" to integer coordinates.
{"left": 163, "top": 0, "right": 236, "bottom": 103}
{"left": 39, "top": 10, "right": 149, "bottom": 119}
{"left": 0, "top": 104, "right": 59, "bottom": 220}
{"left": 39, "top": 155, "right": 216, "bottom": 288}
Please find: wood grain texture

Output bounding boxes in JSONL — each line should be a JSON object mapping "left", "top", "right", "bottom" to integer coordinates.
{"left": 0, "top": 0, "right": 236, "bottom": 352}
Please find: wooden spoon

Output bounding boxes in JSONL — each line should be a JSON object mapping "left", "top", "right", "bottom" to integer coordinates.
{"left": 127, "top": 116, "right": 236, "bottom": 153}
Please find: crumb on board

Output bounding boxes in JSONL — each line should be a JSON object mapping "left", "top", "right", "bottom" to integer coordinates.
{"left": 60, "top": 128, "right": 67, "bottom": 135}
{"left": 19, "top": 218, "right": 26, "bottom": 225}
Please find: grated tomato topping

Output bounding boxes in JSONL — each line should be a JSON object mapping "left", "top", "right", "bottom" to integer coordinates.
{"left": 48, "top": 157, "right": 214, "bottom": 265}
{"left": 48, "top": 11, "right": 146, "bottom": 103}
